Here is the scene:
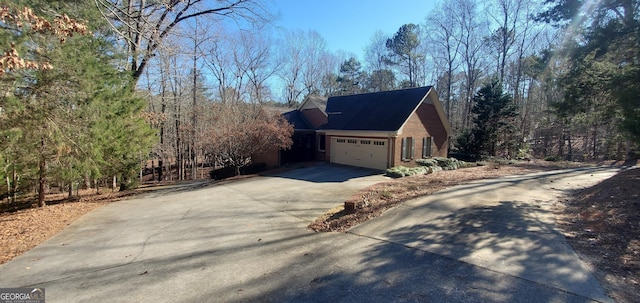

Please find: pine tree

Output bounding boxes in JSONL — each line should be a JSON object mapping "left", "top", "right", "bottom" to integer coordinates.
{"left": 386, "top": 24, "right": 422, "bottom": 87}
{"left": 0, "top": 1, "right": 155, "bottom": 205}
{"left": 456, "top": 81, "right": 519, "bottom": 158}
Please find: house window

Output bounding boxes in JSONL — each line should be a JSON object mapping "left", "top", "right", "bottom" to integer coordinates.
{"left": 360, "top": 140, "right": 371, "bottom": 145}
{"left": 401, "top": 137, "right": 414, "bottom": 161}
{"left": 336, "top": 138, "right": 346, "bottom": 143}
{"left": 347, "top": 139, "right": 357, "bottom": 144}
{"left": 373, "top": 141, "right": 385, "bottom": 146}
{"left": 318, "top": 135, "right": 326, "bottom": 152}
{"left": 422, "top": 137, "right": 433, "bottom": 158}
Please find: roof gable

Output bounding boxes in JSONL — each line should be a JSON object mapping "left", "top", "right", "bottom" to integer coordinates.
{"left": 298, "top": 95, "right": 328, "bottom": 114}
{"left": 282, "top": 110, "right": 314, "bottom": 130}
{"left": 321, "top": 87, "right": 432, "bottom": 132}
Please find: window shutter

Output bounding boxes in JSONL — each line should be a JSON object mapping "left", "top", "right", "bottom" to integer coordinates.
{"left": 424, "top": 137, "right": 433, "bottom": 157}
{"left": 422, "top": 137, "right": 427, "bottom": 158}
{"left": 401, "top": 137, "right": 407, "bottom": 160}
{"left": 410, "top": 137, "right": 415, "bottom": 159}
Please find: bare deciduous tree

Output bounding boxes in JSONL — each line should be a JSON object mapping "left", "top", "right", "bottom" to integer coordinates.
{"left": 425, "top": 0, "right": 462, "bottom": 121}
{"left": 206, "top": 103, "right": 293, "bottom": 175}
{"left": 94, "top": 0, "right": 272, "bottom": 83}
{"left": 454, "top": 0, "right": 487, "bottom": 129}
{"left": 277, "top": 29, "right": 334, "bottom": 106}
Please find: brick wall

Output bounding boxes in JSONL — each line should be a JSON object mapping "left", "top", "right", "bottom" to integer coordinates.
{"left": 324, "top": 134, "right": 333, "bottom": 162}
{"left": 252, "top": 149, "right": 280, "bottom": 168}
{"left": 301, "top": 108, "right": 327, "bottom": 129}
{"left": 392, "top": 103, "right": 449, "bottom": 167}
{"left": 316, "top": 133, "right": 326, "bottom": 161}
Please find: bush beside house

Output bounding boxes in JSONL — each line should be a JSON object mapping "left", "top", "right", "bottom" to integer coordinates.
{"left": 385, "top": 157, "right": 471, "bottom": 178}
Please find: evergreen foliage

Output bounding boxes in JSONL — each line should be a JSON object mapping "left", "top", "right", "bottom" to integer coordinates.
{"left": 385, "top": 24, "right": 423, "bottom": 87}
{"left": 540, "top": 0, "right": 640, "bottom": 148}
{"left": 455, "top": 81, "right": 519, "bottom": 158}
{"left": 0, "top": 2, "right": 155, "bottom": 204}
{"left": 336, "top": 57, "right": 365, "bottom": 95}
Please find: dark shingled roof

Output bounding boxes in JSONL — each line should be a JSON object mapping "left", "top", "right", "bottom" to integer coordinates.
{"left": 282, "top": 110, "right": 314, "bottom": 130}
{"left": 321, "top": 86, "right": 432, "bottom": 131}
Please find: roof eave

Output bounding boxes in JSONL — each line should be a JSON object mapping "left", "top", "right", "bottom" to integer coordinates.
{"left": 397, "top": 88, "right": 431, "bottom": 135}
{"left": 317, "top": 129, "right": 399, "bottom": 137}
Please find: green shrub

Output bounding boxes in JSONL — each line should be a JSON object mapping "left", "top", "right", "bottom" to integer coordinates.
{"left": 443, "top": 164, "right": 457, "bottom": 170}
{"left": 210, "top": 166, "right": 236, "bottom": 180}
{"left": 240, "top": 162, "right": 267, "bottom": 174}
{"left": 410, "top": 166, "right": 428, "bottom": 175}
{"left": 416, "top": 158, "right": 438, "bottom": 167}
{"left": 433, "top": 157, "right": 454, "bottom": 167}
{"left": 385, "top": 166, "right": 409, "bottom": 178}
{"left": 385, "top": 166, "right": 429, "bottom": 178}
{"left": 386, "top": 157, "right": 472, "bottom": 178}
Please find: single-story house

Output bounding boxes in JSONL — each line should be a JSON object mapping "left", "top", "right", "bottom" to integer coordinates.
{"left": 255, "top": 86, "right": 452, "bottom": 170}
{"left": 279, "top": 95, "right": 327, "bottom": 164}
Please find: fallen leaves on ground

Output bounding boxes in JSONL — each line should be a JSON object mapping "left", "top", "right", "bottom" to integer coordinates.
{"left": 0, "top": 190, "right": 133, "bottom": 264}
{"left": 308, "top": 161, "right": 573, "bottom": 232}
{"left": 555, "top": 167, "right": 640, "bottom": 303}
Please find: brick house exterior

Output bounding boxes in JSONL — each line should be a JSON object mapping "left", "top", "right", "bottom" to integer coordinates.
{"left": 319, "top": 86, "right": 451, "bottom": 170}
{"left": 389, "top": 102, "right": 450, "bottom": 166}
{"left": 257, "top": 87, "right": 451, "bottom": 170}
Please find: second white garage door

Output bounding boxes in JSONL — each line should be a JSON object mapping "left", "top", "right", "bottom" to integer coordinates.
{"left": 330, "top": 137, "right": 389, "bottom": 170}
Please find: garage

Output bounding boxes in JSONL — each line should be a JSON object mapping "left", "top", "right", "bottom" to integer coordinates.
{"left": 330, "top": 137, "right": 389, "bottom": 170}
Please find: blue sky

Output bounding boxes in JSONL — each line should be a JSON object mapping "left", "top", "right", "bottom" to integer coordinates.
{"left": 273, "top": 0, "right": 438, "bottom": 59}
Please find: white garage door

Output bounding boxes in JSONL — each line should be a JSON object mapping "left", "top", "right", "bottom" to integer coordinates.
{"left": 331, "top": 137, "right": 389, "bottom": 170}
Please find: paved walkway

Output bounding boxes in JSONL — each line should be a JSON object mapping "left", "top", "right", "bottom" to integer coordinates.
{"left": 0, "top": 164, "right": 620, "bottom": 302}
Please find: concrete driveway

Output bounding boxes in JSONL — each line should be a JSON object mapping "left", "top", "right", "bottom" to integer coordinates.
{"left": 0, "top": 164, "right": 621, "bottom": 302}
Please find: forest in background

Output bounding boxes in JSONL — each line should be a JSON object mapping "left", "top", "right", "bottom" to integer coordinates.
{"left": 1, "top": 0, "right": 639, "bottom": 207}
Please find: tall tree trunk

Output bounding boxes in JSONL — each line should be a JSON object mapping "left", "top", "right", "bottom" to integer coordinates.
{"left": 559, "top": 129, "right": 565, "bottom": 158}
{"left": 151, "top": 158, "right": 156, "bottom": 181}
{"left": 4, "top": 165, "right": 9, "bottom": 203}
{"left": 38, "top": 163, "right": 47, "bottom": 207}
{"left": 191, "top": 34, "right": 199, "bottom": 180}
{"left": 38, "top": 139, "right": 46, "bottom": 207}
{"left": 83, "top": 172, "right": 91, "bottom": 189}
{"left": 567, "top": 131, "right": 573, "bottom": 161}
{"left": 9, "top": 164, "right": 17, "bottom": 203}
{"left": 592, "top": 122, "right": 598, "bottom": 160}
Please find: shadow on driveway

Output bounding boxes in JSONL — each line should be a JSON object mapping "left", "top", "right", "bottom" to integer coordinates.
{"left": 239, "top": 212, "right": 597, "bottom": 303}
{"left": 233, "top": 168, "right": 620, "bottom": 303}
{"left": 1, "top": 166, "right": 619, "bottom": 302}
{"left": 268, "top": 163, "right": 383, "bottom": 183}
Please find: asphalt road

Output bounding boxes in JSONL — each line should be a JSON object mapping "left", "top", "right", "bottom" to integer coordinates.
{"left": 0, "top": 164, "right": 621, "bottom": 302}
